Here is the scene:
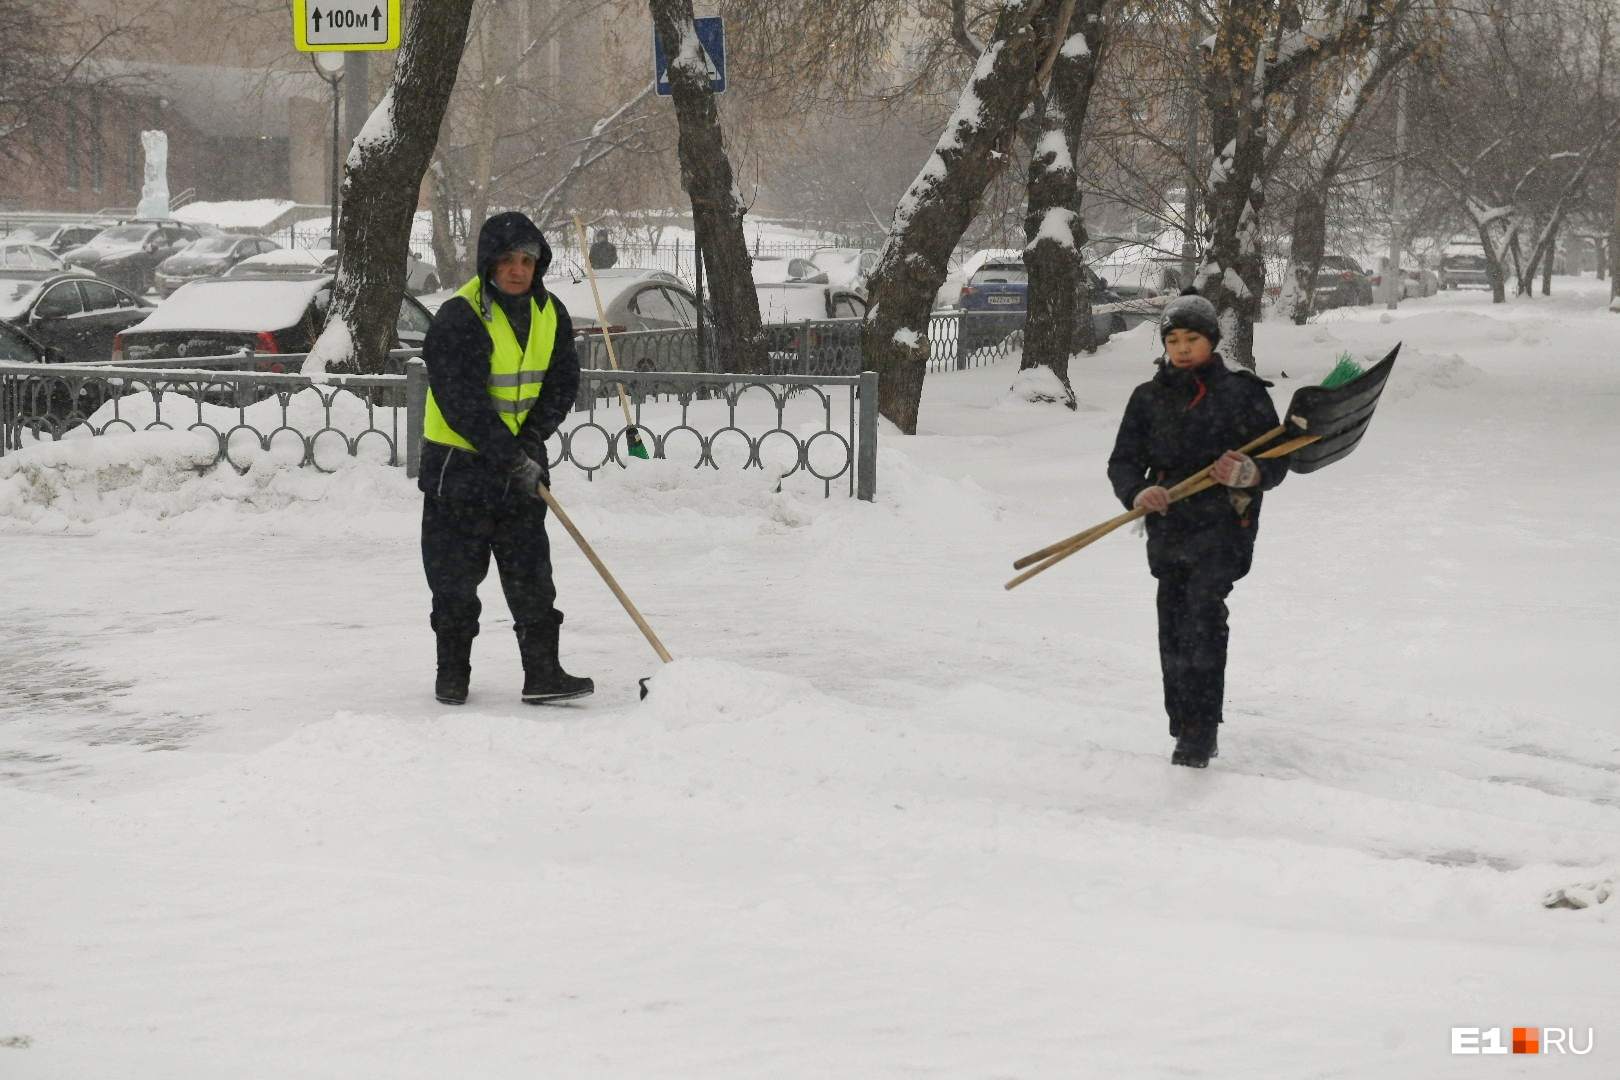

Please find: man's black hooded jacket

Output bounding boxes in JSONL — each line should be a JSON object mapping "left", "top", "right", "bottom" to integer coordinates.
{"left": 418, "top": 212, "right": 580, "bottom": 502}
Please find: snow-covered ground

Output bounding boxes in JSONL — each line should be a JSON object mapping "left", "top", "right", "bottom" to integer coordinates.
{"left": 2, "top": 279, "right": 1617, "bottom": 1077}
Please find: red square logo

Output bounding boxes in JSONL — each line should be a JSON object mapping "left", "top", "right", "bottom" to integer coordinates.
{"left": 1513, "top": 1028, "right": 1540, "bottom": 1054}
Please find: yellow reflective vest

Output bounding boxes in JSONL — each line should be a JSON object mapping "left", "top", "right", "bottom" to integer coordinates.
{"left": 422, "top": 277, "right": 557, "bottom": 451}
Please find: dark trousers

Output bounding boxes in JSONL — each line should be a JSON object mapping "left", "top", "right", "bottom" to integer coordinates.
{"left": 1149, "top": 533, "right": 1249, "bottom": 744}
{"left": 422, "top": 493, "right": 557, "bottom": 640}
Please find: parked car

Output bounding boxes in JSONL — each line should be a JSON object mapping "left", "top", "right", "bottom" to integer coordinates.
{"left": 956, "top": 257, "right": 1131, "bottom": 354}
{"left": 1439, "top": 243, "right": 1491, "bottom": 289}
{"left": 751, "top": 255, "right": 827, "bottom": 284}
{"left": 546, "top": 268, "right": 703, "bottom": 334}
{"left": 0, "top": 273, "right": 155, "bottom": 363}
{"left": 0, "top": 318, "right": 113, "bottom": 427}
{"left": 226, "top": 247, "right": 340, "bottom": 277}
{"left": 754, "top": 282, "right": 868, "bottom": 374}
{"left": 153, "top": 234, "right": 282, "bottom": 297}
{"left": 0, "top": 317, "right": 63, "bottom": 365}
{"left": 0, "top": 241, "right": 94, "bottom": 277}
{"left": 60, "top": 221, "right": 207, "bottom": 294}
{"left": 1370, "top": 263, "right": 1440, "bottom": 300}
{"left": 1311, "top": 254, "right": 1374, "bottom": 309}
{"left": 544, "top": 268, "right": 706, "bottom": 375}
{"left": 315, "top": 227, "right": 441, "bottom": 294}
{"left": 1086, "top": 239, "right": 1186, "bottom": 300}
{"left": 809, "top": 247, "right": 878, "bottom": 292}
{"left": 112, "top": 273, "right": 432, "bottom": 366}
{"left": 4, "top": 220, "right": 110, "bottom": 255}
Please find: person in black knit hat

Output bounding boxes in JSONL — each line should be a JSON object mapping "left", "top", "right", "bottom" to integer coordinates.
{"left": 1106, "top": 291, "right": 1286, "bottom": 767}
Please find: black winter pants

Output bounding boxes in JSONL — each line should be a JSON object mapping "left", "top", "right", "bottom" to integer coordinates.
{"left": 422, "top": 493, "right": 557, "bottom": 640}
{"left": 1148, "top": 531, "right": 1251, "bottom": 745}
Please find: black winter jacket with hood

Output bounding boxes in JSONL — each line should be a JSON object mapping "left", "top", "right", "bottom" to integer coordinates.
{"left": 1107, "top": 356, "right": 1287, "bottom": 555}
{"left": 418, "top": 211, "right": 580, "bottom": 502}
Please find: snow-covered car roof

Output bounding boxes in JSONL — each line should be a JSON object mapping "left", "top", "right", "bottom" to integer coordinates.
{"left": 126, "top": 276, "right": 330, "bottom": 334}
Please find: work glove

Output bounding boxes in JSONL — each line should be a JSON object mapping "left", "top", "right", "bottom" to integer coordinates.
{"left": 510, "top": 453, "right": 549, "bottom": 499}
{"left": 1133, "top": 485, "right": 1171, "bottom": 515}
{"left": 1211, "top": 451, "right": 1259, "bottom": 488}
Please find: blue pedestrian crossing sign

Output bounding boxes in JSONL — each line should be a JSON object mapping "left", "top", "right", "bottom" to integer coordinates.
{"left": 654, "top": 17, "right": 726, "bottom": 95}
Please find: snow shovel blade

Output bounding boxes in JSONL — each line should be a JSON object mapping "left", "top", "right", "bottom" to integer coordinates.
{"left": 1279, "top": 344, "right": 1399, "bottom": 460}
{"left": 1281, "top": 344, "right": 1398, "bottom": 437}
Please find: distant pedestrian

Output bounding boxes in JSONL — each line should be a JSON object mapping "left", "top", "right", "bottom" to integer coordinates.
{"left": 1106, "top": 291, "right": 1285, "bottom": 767}
{"left": 418, "top": 210, "right": 594, "bottom": 706}
{"left": 588, "top": 229, "right": 618, "bottom": 270}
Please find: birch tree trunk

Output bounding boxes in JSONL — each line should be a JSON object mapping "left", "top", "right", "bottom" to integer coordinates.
{"left": 309, "top": 1, "right": 475, "bottom": 375}
{"left": 862, "top": 0, "right": 1075, "bottom": 434}
{"left": 651, "top": 0, "right": 765, "bottom": 374}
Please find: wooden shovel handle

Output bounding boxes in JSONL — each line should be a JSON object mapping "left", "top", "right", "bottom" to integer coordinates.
{"left": 1004, "top": 434, "right": 1319, "bottom": 591}
{"left": 537, "top": 481, "right": 674, "bottom": 664}
{"left": 1011, "top": 424, "right": 1288, "bottom": 571}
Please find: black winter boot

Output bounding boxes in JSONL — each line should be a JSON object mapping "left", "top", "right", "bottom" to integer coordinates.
{"left": 1171, "top": 724, "right": 1218, "bottom": 768}
{"left": 516, "top": 617, "right": 593, "bottom": 704}
{"left": 434, "top": 631, "right": 475, "bottom": 705}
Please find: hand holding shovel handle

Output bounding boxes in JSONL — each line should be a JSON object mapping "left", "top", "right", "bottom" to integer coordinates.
{"left": 1010, "top": 424, "right": 1288, "bottom": 571}
{"left": 1004, "top": 436, "right": 1316, "bottom": 590}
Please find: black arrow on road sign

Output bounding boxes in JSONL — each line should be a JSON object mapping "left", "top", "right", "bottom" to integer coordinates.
{"left": 372, "top": 6, "right": 381, "bottom": 30}
{"left": 312, "top": 7, "right": 323, "bottom": 32}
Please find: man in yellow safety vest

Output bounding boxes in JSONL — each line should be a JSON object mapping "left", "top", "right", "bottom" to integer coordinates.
{"left": 418, "top": 211, "right": 593, "bottom": 706}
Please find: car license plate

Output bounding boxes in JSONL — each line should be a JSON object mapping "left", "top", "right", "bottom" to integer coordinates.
{"left": 987, "top": 295, "right": 1019, "bottom": 306}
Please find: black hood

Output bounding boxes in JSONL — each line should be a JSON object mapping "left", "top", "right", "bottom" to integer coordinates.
{"left": 474, "top": 212, "right": 551, "bottom": 316}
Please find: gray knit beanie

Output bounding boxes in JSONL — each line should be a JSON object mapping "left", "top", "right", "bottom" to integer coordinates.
{"left": 1159, "top": 291, "right": 1221, "bottom": 346}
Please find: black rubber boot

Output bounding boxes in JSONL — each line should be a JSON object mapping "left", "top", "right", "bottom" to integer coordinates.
{"left": 516, "top": 617, "right": 593, "bottom": 704}
{"left": 1171, "top": 724, "right": 1218, "bottom": 768}
{"left": 434, "top": 631, "right": 474, "bottom": 705}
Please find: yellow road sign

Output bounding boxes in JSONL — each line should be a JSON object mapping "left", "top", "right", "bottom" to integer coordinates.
{"left": 293, "top": 0, "right": 401, "bottom": 51}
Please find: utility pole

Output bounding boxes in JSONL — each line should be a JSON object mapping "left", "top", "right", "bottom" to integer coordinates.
{"left": 1386, "top": 77, "right": 1406, "bottom": 310}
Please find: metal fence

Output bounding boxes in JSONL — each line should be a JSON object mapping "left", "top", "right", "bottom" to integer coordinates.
{"left": 0, "top": 354, "right": 879, "bottom": 501}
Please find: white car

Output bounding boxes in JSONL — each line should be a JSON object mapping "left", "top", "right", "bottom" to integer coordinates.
{"left": 751, "top": 255, "right": 827, "bottom": 284}
{"left": 809, "top": 247, "right": 878, "bottom": 292}
{"left": 0, "top": 241, "right": 95, "bottom": 277}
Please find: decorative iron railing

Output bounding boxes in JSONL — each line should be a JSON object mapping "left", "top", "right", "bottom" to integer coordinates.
{"left": 0, "top": 354, "right": 879, "bottom": 501}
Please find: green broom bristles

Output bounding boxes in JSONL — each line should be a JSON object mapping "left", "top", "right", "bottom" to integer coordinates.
{"left": 1320, "top": 353, "right": 1366, "bottom": 389}
{"left": 627, "top": 426, "right": 650, "bottom": 460}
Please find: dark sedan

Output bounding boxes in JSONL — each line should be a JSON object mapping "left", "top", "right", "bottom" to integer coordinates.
{"left": 1311, "top": 254, "right": 1374, "bottom": 310}
{"left": 957, "top": 258, "right": 1130, "bottom": 353}
{"left": 0, "top": 273, "right": 155, "bottom": 364}
{"left": 112, "top": 273, "right": 432, "bottom": 366}
{"left": 0, "top": 317, "right": 115, "bottom": 429}
{"left": 153, "top": 234, "right": 281, "bottom": 297}
{"left": 60, "top": 220, "right": 206, "bottom": 294}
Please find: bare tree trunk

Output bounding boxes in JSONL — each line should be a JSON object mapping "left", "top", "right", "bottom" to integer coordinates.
{"left": 311, "top": 1, "right": 475, "bottom": 374}
{"left": 651, "top": 0, "right": 765, "bottom": 374}
{"left": 1288, "top": 189, "right": 1327, "bottom": 325}
{"left": 1200, "top": 0, "right": 1274, "bottom": 371}
{"left": 1023, "top": 0, "right": 1107, "bottom": 405}
{"left": 862, "top": 0, "right": 1075, "bottom": 433}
